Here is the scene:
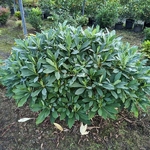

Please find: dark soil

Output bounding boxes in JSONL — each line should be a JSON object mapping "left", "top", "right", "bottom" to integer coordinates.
{"left": 0, "top": 24, "right": 150, "bottom": 150}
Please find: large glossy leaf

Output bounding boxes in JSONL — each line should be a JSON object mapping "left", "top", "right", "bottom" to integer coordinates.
{"left": 18, "top": 94, "right": 30, "bottom": 107}
{"left": 102, "top": 82, "right": 115, "bottom": 90}
{"left": 21, "top": 68, "right": 36, "bottom": 77}
{"left": 36, "top": 109, "right": 50, "bottom": 125}
{"left": 68, "top": 117, "right": 75, "bottom": 128}
{"left": 75, "top": 88, "right": 85, "bottom": 95}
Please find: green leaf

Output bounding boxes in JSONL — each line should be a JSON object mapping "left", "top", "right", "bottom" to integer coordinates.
{"left": 88, "top": 90, "right": 92, "bottom": 97}
{"left": 71, "top": 50, "right": 79, "bottom": 54}
{"left": 124, "top": 99, "right": 131, "bottom": 108}
{"left": 52, "top": 111, "right": 58, "bottom": 119}
{"left": 58, "top": 44, "right": 67, "bottom": 51}
{"left": 21, "top": 68, "right": 36, "bottom": 77}
{"left": 18, "top": 94, "right": 29, "bottom": 107}
{"left": 68, "top": 117, "right": 75, "bottom": 128}
{"left": 31, "top": 89, "right": 41, "bottom": 97}
{"left": 111, "top": 91, "right": 118, "bottom": 99}
{"left": 114, "top": 72, "right": 122, "bottom": 81}
{"left": 36, "top": 109, "right": 50, "bottom": 125}
{"left": 101, "top": 108, "right": 107, "bottom": 119}
{"left": 30, "top": 104, "right": 42, "bottom": 112}
{"left": 75, "top": 88, "right": 85, "bottom": 95}
{"left": 113, "top": 80, "right": 121, "bottom": 85}
{"left": 50, "top": 114, "right": 56, "bottom": 123}
{"left": 88, "top": 111, "right": 96, "bottom": 119}
{"left": 70, "top": 82, "right": 83, "bottom": 88}
{"left": 55, "top": 71, "right": 60, "bottom": 80}
{"left": 96, "top": 88, "right": 103, "bottom": 96}
{"left": 103, "top": 82, "right": 115, "bottom": 90}
{"left": 43, "top": 68, "right": 55, "bottom": 73}
{"left": 116, "top": 82, "right": 128, "bottom": 89}
{"left": 81, "top": 41, "right": 90, "bottom": 50}
{"left": 98, "top": 109, "right": 102, "bottom": 116}
{"left": 60, "top": 112, "right": 66, "bottom": 120}
{"left": 131, "top": 103, "right": 138, "bottom": 117}
{"left": 66, "top": 33, "right": 72, "bottom": 47}
{"left": 105, "top": 105, "right": 118, "bottom": 114}
{"left": 34, "top": 76, "right": 39, "bottom": 83}
{"left": 42, "top": 88, "right": 47, "bottom": 96}
{"left": 75, "top": 113, "right": 79, "bottom": 120}
{"left": 138, "top": 103, "right": 147, "bottom": 112}
{"left": 46, "top": 58, "right": 56, "bottom": 68}
{"left": 91, "top": 106, "right": 98, "bottom": 112}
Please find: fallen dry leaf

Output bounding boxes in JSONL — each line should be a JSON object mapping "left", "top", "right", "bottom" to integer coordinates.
{"left": 54, "top": 123, "right": 63, "bottom": 131}
{"left": 80, "top": 122, "right": 89, "bottom": 135}
{"left": 18, "top": 118, "right": 34, "bottom": 122}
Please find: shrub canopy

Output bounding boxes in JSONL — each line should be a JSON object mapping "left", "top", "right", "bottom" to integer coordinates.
{"left": 1, "top": 23, "right": 150, "bottom": 128}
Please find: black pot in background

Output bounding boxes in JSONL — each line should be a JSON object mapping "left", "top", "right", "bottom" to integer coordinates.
{"left": 144, "top": 21, "right": 150, "bottom": 28}
{"left": 88, "top": 17, "right": 96, "bottom": 26}
{"left": 125, "top": 19, "right": 134, "bottom": 29}
{"left": 115, "top": 22, "right": 123, "bottom": 30}
{"left": 10, "top": 8, "right": 14, "bottom": 15}
{"left": 42, "top": 9, "right": 50, "bottom": 19}
{"left": 133, "top": 24, "right": 143, "bottom": 32}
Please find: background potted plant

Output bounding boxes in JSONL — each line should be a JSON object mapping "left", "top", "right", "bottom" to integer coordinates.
{"left": 115, "top": 5, "right": 124, "bottom": 30}
{"left": 132, "top": 0, "right": 144, "bottom": 32}
{"left": 119, "top": 0, "right": 143, "bottom": 29}
{"left": 139, "top": 0, "right": 150, "bottom": 28}
{"left": 124, "top": 1, "right": 135, "bottom": 29}
{"left": 96, "top": 1, "right": 119, "bottom": 28}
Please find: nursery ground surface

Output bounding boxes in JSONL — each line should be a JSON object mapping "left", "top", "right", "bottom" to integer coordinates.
{"left": 0, "top": 23, "right": 150, "bottom": 150}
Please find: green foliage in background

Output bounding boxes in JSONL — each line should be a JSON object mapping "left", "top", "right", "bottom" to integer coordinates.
{"left": 96, "top": 1, "right": 119, "bottom": 28}
{"left": 14, "top": 11, "right": 21, "bottom": 20}
{"left": 0, "top": 7, "right": 10, "bottom": 25}
{"left": 23, "top": 0, "right": 38, "bottom": 7}
{"left": 76, "top": 15, "right": 88, "bottom": 26}
{"left": 27, "top": 7, "right": 42, "bottom": 31}
{"left": 144, "top": 28, "right": 150, "bottom": 41}
{"left": 142, "top": 40, "right": 150, "bottom": 60}
{"left": 1, "top": 23, "right": 150, "bottom": 128}
{"left": 45, "top": 10, "right": 77, "bottom": 30}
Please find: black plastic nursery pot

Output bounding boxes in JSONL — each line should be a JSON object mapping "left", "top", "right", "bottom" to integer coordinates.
{"left": 115, "top": 22, "right": 123, "bottom": 30}
{"left": 133, "top": 24, "right": 143, "bottom": 32}
{"left": 144, "top": 21, "right": 150, "bottom": 28}
{"left": 10, "top": 8, "right": 14, "bottom": 15}
{"left": 125, "top": 19, "right": 134, "bottom": 29}
{"left": 88, "top": 17, "right": 96, "bottom": 26}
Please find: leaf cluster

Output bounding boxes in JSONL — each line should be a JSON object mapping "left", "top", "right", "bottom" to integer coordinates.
{"left": 1, "top": 22, "right": 150, "bottom": 128}
{"left": 95, "top": 1, "right": 120, "bottom": 28}
{"left": 26, "top": 7, "right": 42, "bottom": 31}
{"left": 0, "top": 7, "right": 10, "bottom": 25}
{"left": 144, "top": 28, "right": 150, "bottom": 41}
{"left": 141, "top": 40, "right": 150, "bottom": 61}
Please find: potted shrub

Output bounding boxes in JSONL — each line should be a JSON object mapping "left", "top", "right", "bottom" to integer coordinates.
{"left": 38, "top": 0, "right": 53, "bottom": 19}
{"left": 131, "top": 0, "right": 144, "bottom": 32}
{"left": 115, "top": 5, "right": 124, "bottom": 30}
{"left": 139, "top": 1, "right": 150, "bottom": 28}
{"left": 1, "top": 23, "right": 150, "bottom": 128}
{"left": 120, "top": 0, "right": 144, "bottom": 29}
{"left": 96, "top": 1, "right": 119, "bottom": 28}
{"left": 123, "top": 2, "right": 135, "bottom": 29}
